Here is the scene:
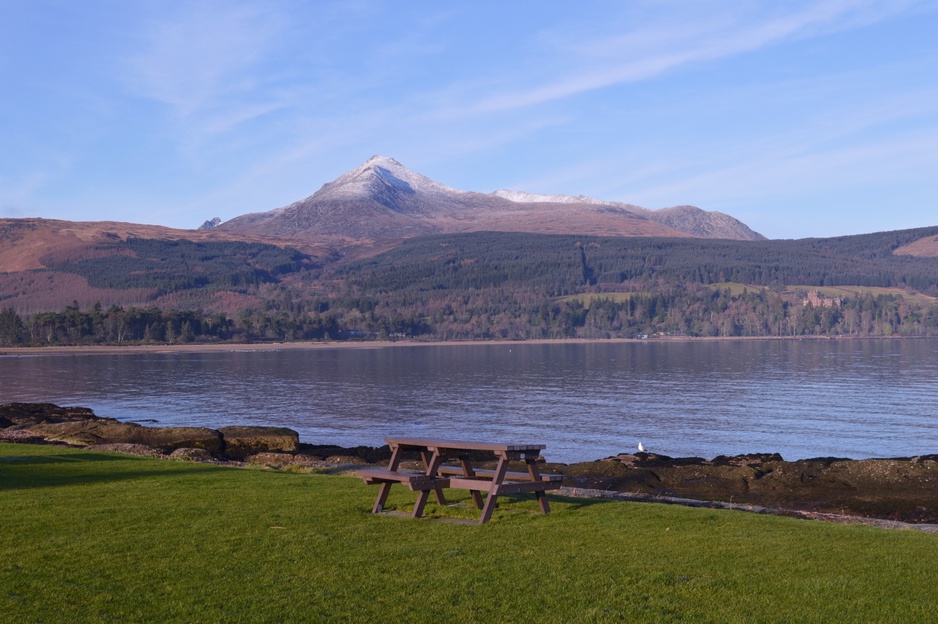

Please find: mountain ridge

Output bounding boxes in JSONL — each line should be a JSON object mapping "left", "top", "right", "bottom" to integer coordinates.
{"left": 218, "top": 156, "right": 766, "bottom": 242}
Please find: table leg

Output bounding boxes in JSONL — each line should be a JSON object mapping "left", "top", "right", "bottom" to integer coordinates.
{"left": 412, "top": 489, "right": 430, "bottom": 518}
{"left": 372, "top": 483, "right": 393, "bottom": 513}
{"left": 525, "top": 457, "right": 552, "bottom": 515}
{"left": 460, "top": 458, "right": 485, "bottom": 509}
{"left": 412, "top": 449, "right": 445, "bottom": 518}
{"left": 421, "top": 449, "right": 448, "bottom": 505}
{"left": 371, "top": 444, "right": 404, "bottom": 514}
{"left": 535, "top": 491, "right": 551, "bottom": 514}
{"left": 479, "top": 455, "right": 510, "bottom": 524}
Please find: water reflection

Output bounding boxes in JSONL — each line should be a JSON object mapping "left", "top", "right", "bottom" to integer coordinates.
{"left": 2, "top": 339, "right": 937, "bottom": 463}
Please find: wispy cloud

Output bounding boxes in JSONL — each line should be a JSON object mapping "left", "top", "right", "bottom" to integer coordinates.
{"left": 125, "top": 3, "right": 284, "bottom": 121}
{"left": 445, "top": 1, "right": 935, "bottom": 116}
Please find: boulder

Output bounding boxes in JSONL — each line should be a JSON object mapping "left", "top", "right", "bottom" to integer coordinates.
{"left": 87, "top": 443, "right": 163, "bottom": 457}
{"left": 130, "top": 426, "right": 223, "bottom": 453}
{"left": 218, "top": 426, "right": 299, "bottom": 459}
{"left": 169, "top": 447, "right": 216, "bottom": 461}
{"left": 0, "top": 402, "right": 97, "bottom": 426}
{"left": 25, "top": 419, "right": 223, "bottom": 453}
{"left": 298, "top": 443, "right": 391, "bottom": 464}
{"left": 246, "top": 452, "right": 296, "bottom": 467}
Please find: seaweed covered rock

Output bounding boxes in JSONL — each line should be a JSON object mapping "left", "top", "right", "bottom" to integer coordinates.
{"left": 558, "top": 452, "right": 938, "bottom": 523}
{"left": 218, "top": 426, "right": 299, "bottom": 459}
{"left": 0, "top": 402, "right": 97, "bottom": 427}
{"left": 24, "top": 418, "right": 223, "bottom": 453}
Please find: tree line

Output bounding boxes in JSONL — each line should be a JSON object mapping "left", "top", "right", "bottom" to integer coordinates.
{"left": 3, "top": 284, "right": 936, "bottom": 347}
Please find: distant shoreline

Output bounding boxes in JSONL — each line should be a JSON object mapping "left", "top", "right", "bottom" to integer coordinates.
{"left": 0, "top": 334, "right": 921, "bottom": 357}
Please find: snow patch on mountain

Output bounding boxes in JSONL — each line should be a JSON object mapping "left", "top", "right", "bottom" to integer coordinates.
{"left": 492, "top": 189, "right": 612, "bottom": 206}
{"left": 317, "top": 155, "right": 471, "bottom": 202}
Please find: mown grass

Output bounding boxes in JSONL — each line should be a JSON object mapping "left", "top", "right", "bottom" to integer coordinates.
{"left": 2, "top": 444, "right": 937, "bottom": 623}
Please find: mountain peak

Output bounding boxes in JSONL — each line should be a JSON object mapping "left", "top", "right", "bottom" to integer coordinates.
{"left": 312, "top": 155, "right": 466, "bottom": 207}
{"left": 219, "top": 156, "right": 765, "bottom": 241}
{"left": 364, "top": 154, "right": 401, "bottom": 167}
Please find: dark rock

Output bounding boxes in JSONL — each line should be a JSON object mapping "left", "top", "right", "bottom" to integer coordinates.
{"left": 710, "top": 453, "right": 784, "bottom": 466}
{"left": 246, "top": 452, "right": 296, "bottom": 467}
{"left": 0, "top": 428, "right": 52, "bottom": 444}
{"left": 24, "top": 419, "right": 223, "bottom": 453}
{"left": 218, "top": 426, "right": 299, "bottom": 459}
{"left": 0, "top": 402, "right": 97, "bottom": 426}
{"left": 291, "top": 453, "right": 328, "bottom": 467}
{"left": 556, "top": 453, "right": 938, "bottom": 524}
{"left": 326, "top": 455, "right": 365, "bottom": 464}
{"left": 87, "top": 443, "right": 163, "bottom": 457}
{"left": 298, "top": 443, "right": 391, "bottom": 463}
{"left": 169, "top": 447, "right": 216, "bottom": 461}
{"left": 197, "top": 217, "right": 222, "bottom": 230}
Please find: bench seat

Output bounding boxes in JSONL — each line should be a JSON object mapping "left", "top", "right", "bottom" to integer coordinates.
{"left": 355, "top": 468, "right": 450, "bottom": 491}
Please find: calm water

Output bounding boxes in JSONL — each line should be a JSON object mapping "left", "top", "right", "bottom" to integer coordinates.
{"left": 2, "top": 340, "right": 937, "bottom": 463}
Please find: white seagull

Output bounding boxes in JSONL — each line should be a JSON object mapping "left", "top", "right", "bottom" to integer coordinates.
{"left": 638, "top": 442, "right": 645, "bottom": 452}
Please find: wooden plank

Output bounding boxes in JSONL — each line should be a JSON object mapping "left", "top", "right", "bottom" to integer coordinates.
{"left": 445, "top": 477, "right": 496, "bottom": 492}
{"left": 436, "top": 466, "right": 563, "bottom": 482}
{"left": 489, "top": 480, "right": 562, "bottom": 495}
{"left": 356, "top": 469, "right": 449, "bottom": 491}
{"left": 356, "top": 468, "right": 424, "bottom": 482}
{"left": 385, "top": 437, "right": 545, "bottom": 453}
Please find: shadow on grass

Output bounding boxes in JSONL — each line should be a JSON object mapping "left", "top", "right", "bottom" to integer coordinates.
{"left": 548, "top": 494, "right": 611, "bottom": 511}
{"left": 0, "top": 451, "right": 226, "bottom": 491}
{"left": 0, "top": 452, "right": 129, "bottom": 465}
{"left": 381, "top": 491, "right": 614, "bottom": 523}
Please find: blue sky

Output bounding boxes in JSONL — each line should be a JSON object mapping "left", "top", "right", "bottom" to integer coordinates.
{"left": 2, "top": 1, "right": 937, "bottom": 239}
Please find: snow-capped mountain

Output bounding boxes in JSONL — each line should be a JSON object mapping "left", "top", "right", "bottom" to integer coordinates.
{"left": 219, "top": 155, "right": 765, "bottom": 242}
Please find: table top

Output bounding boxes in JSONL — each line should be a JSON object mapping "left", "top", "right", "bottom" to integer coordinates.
{"left": 384, "top": 437, "right": 546, "bottom": 453}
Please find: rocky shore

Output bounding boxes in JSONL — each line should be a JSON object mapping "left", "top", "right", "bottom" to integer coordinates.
{"left": 3, "top": 402, "right": 936, "bottom": 527}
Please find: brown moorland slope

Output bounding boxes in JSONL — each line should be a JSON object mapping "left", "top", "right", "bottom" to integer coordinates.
{"left": 894, "top": 233, "right": 938, "bottom": 257}
{"left": 0, "top": 218, "right": 334, "bottom": 272}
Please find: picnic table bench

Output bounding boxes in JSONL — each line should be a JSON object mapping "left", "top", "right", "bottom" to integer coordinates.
{"left": 356, "top": 437, "right": 562, "bottom": 524}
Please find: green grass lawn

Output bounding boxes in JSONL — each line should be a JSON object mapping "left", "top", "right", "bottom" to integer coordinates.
{"left": 2, "top": 444, "right": 937, "bottom": 623}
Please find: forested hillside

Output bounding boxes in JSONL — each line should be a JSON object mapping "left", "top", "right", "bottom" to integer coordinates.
{"left": 40, "top": 238, "right": 315, "bottom": 292}
{"left": 342, "top": 228, "right": 938, "bottom": 294}
{"left": 3, "top": 228, "right": 938, "bottom": 346}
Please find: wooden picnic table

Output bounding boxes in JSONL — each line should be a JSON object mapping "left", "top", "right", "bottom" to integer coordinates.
{"left": 356, "top": 437, "right": 562, "bottom": 524}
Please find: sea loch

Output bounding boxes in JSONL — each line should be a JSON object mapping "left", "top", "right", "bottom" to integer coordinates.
{"left": 2, "top": 339, "right": 936, "bottom": 464}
